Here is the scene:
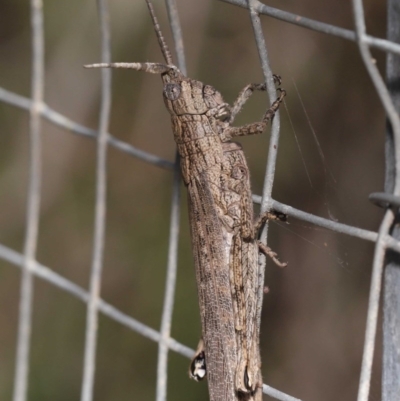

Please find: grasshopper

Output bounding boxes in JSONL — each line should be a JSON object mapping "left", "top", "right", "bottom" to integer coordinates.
{"left": 85, "top": 1, "right": 286, "bottom": 400}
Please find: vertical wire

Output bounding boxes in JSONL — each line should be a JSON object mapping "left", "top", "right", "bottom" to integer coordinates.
{"left": 246, "top": 0, "right": 283, "bottom": 329}
{"left": 80, "top": 0, "right": 111, "bottom": 400}
{"left": 351, "top": 1, "right": 400, "bottom": 400}
{"left": 156, "top": 166, "right": 181, "bottom": 401}
{"left": 165, "top": 0, "right": 186, "bottom": 75}
{"left": 382, "top": 2, "right": 400, "bottom": 398}
{"left": 156, "top": 1, "right": 186, "bottom": 400}
{"left": 13, "top": 1, "right": 44, "bottom": 400}
{"left": 351, "top": 0, "right": 400, "bottom": 190}
{"left": 357, "top": 209, "right": 395, "bottom": 401}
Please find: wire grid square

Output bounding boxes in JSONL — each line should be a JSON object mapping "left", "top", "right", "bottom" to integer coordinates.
{"left": 0, "top": 0, "right": 399, "bottom": 400}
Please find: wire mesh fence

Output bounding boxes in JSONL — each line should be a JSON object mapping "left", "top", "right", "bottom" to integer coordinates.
{"left": 0, "top": 0, "right": 399, "bottom": 400}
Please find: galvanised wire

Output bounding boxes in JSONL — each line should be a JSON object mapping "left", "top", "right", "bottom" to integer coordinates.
{"left": 351, "top": 0, "right": 400, "bottom": 400}
{"left": 155, "top": 1, "right": 185, "bottom": 399}
{"left": 12, "top": 1, "right": 44, "bottom": 401}
{"left": 246, "top": 0, "right": 283, "bottom": 331}
{"left": 80, "top": 1, "right": 112, "bottom": 401}
{"left": 221, "top": 0, "right": 400, "bottom": 56}
{"left": 0, "top": 0, "right": 398, "bottom": 401}
{"left": 0, "top": 87, "right": 174, "bottom": 170}
{"left": 383, "top": 3, "right": 400, "bottom": 398}
{"left": 0, "top": 243, "right": 194, "bottom": 358}
{"left": 156, "top": 163, "right": 181, "bottom": 401}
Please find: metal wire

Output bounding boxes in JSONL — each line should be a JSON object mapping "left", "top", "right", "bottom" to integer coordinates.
{"left": 0, "top": 243, "right": 194, "bottom": 357}
{"left": 350, "top": 1, "right": 400, "bottom": 400}
{"left": 1, "top": 0, "right": 399, "bottom": 400}
{"left": 12, "top": 1, "right": 44, "bottom": 401}
{"left": 156, "top": 164, "right": 181, "bottom": 401}
{"left": 221, "top": 0, "right": 400, "bottom": 56}
{"left": 155, "top": 1, "right": 185, "bottom": 400}
{"left": 80, "top": 1, "right": 112, "bottom": 400}
{"left": 383, "top": 2, "right": 400, "bottom": 398}
{"left": 0, "top": 87, "right": 174, "bottom": 170}
{"left": 245, "top": 0, "right": 283, "bottom": 332}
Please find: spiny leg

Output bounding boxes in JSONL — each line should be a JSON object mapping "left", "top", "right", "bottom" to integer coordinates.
{"left": 255, "top": 210, "right": 288, "bottom": 268}
{"left": 229, "top": 74, "right": 283, "bottom": 124}
{"left": 257, "top": 241, "right": 287, "bottom": 268}
{"left": 254, "top": 210, "right": 287, "bottom": 234}
{"left": 229, "top": 83, "right": 267, "bottom": 124}
{"left": 262, "top": 87, "right": 286, "bottom": 125}
{"left": 225, "top": 88, "right": 286, "bottom": 140}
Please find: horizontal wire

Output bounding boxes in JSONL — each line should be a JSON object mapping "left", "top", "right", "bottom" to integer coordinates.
{"left": 0, "top": 243, "right": 193, "bottom": 357}
{"left": 2, "top": 2, "right": 397, "bottom": 401}
{"left": 2, "top": 2, "right": 398, "bottom": 398}
{"left": 0, "top": 242, "right": 301, "bottom": 401}
{"left": 1, "top": 81, "right": 398, "bottom": 250}
{"left": 0, "top": 87, "right": 174, "bottom": 171}
{"left": 262, "top": 384, "right": 302, "bottom": 401}
{"left": 219, "top": 0, "right": 400, "bottom": 56}
{"left": 252, "top": 196, "right": 400, "bottom": 253}
{"left": 1, "top": 82, "right": 398, "bottom": 251}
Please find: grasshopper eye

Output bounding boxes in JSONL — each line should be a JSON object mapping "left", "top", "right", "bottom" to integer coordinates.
{"left": 164, "top": 83, "right": 181, "bottom": 101}
{"left": 231, "top": 164, "right": 247, "bottom": 180}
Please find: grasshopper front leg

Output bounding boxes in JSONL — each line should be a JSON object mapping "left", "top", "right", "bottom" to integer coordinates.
{"left": 229, "top": 75, "right": 283, "bottom": 124}
{"left": 225, "top": 88, "right": 286, "bottom": 140}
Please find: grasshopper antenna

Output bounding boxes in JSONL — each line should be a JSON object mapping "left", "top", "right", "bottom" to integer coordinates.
{"left": 84, "top": 1, "right": 175, "bottom": 72}
{"left": 145, "top": 0, "right": 173, "bottom": 66}
{"left": 84, "top": 62, "right": 173, "bottom": 74}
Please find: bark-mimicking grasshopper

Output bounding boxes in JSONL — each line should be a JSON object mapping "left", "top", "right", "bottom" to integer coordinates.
{"left": 85, "top": 1, "right": 286, "bottom": 400}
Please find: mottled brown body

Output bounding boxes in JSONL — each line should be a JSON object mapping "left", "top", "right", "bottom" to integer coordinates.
{"left": 84, "top": 1, "right": 285, "bottom": 400}
{"left": 165, "top": 78, "right": 248, "bottom": 400}
{"left": 162, "top": 71, "right": 284, "bottom": 401}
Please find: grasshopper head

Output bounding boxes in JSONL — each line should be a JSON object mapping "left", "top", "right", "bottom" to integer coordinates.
{"left": 162, "top": 68, "right": 225, "bottom": 116}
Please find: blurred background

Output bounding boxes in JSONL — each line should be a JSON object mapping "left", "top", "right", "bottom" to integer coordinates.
{"left": 0, "top": 0, "right": 389, "bottom": 400}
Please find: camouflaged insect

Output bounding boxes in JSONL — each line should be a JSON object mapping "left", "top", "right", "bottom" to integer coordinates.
{"left": 85, "top": 1, "right": 286, "bottom": 400}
